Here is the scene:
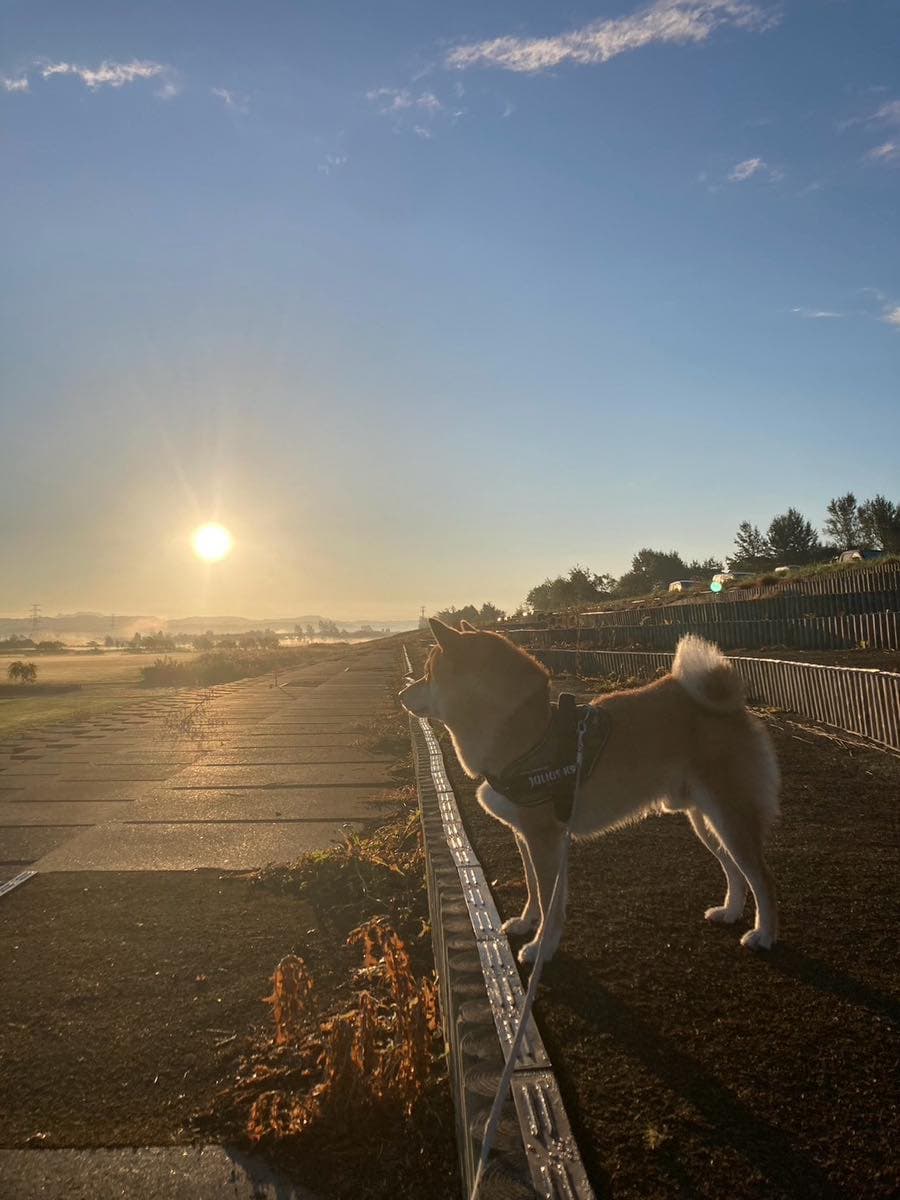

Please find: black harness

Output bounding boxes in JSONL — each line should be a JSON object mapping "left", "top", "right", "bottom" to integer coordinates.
{"left": 482, "top": 694, "right": 610, "bottom": 824}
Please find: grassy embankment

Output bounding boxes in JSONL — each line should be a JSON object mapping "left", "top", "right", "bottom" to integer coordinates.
{"left": 0, "top": 644, "right": 350, "bottom": 739}
{"left": 520, "top": 555, "right": 900, "bottom": 619}
{"left": 0, "top": 651, "right": 195, "bottom": 738}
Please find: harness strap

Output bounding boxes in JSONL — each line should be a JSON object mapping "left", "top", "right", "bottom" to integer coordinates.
{"left": 553, "top": 693, "right": 579, "bottom": 821}
{"left": 482, "top": 695, "right": 610, "bottom": 824}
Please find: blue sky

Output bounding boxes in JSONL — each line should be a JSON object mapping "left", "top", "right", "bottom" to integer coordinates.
{"left": 2, "top": 0, "right": 898, "bottom": 620}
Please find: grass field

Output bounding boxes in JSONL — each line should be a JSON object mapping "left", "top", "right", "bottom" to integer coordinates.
{"left": 0, "top": 650, "right": 198, "bottom": 738}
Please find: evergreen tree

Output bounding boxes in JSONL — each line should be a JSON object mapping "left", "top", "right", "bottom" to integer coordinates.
{"left": 730, "top": 521, "right": 771, "bottom": 569}
{"left": 686, "top": 556, "right": 724, "bottom": 578}
{"left": 823, "top": 492, "right": 862, "bottom": 550}
{"left": 478, "top": 602, "right": 506, "bottom": 625}
{"left": 858, "top": 495, "right": 900, "bottom": 554}
{"left": 526, "top": 565, "right": 613, "bottom": 612}
{"left": 766, "top": 508, "right": 821, "bottom": 562}
{"left": 613, "top": 549, "right": 689, "bottom": 597}
{"left": 434, "top": 603, "right": 507, "bottom": 627}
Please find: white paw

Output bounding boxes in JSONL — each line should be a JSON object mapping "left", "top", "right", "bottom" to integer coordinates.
{"left": 705, "top": 905, "right": 743, "bottom": 925}
{"left": 740, "top": 928, "right": 775, "bottom": 951}
{"left": 502, "top": 915, "right": 538, "bottom": 936}
{"left": 516, "top": 934, "right": 559, "bottom": 965}
{"left": 517, "top": 939, "right": 540, "bottom": 964}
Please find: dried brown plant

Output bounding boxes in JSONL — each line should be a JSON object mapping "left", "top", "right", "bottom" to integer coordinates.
{"left": 246, "top": 920, "right": 441, "bottom": 1147}
{"left": 263, "top": 955, "right": 317, "bottom": 1045}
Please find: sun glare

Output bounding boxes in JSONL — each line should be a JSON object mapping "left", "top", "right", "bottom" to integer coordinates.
{"left": 192, "top": 522, "right": 234, "bottom": 563}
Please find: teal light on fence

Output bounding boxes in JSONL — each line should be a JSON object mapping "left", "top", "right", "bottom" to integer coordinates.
{"left": 710, "top": 581, "right": 723, "bottom": 593}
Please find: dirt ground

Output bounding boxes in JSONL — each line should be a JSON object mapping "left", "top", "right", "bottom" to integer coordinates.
{"left": 422, "top": 636, "right": 900, "bottom": 1199}
{"left": 0, "top": 871, "right": 320, "bottom": 1147}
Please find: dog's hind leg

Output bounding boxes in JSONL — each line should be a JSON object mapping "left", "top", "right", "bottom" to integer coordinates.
{"left": 702, "top": 804, "right": 778, "bottom": 950}
{"left": 501, "top": 832, "right": 541, "bottom": 937}
{"left": 686, "top": 807, "right": 748, "bottom": 925}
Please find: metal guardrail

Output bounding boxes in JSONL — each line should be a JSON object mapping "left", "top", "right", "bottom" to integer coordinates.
{"left": 529, "top": 648, "right": 900, "bottom": 755}
{"left": 404, "top": 648, "right": 594, "bottom": 1199}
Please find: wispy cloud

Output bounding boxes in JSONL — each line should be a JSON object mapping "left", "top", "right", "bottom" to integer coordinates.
{"left": 791, "top": 307, "right": 842, "bottom": 320}
{"left": 727, "top": 156, "right": 781, "bottom": 183}
{"left": 729, "top": 156, "right": 766, "bottom": 182}
{"left": 366, "top": 86, "right": 461, "bottom": 138}
{"left": 40, "top": 59, "right": 168, "bottom": 89}
{"left": 318, "top": 152, "right": 349, "bottom": 175}
{"left": 211, "top": 86, "right": 249, "bottom": 114}
{"left": 2, "top": 75, "right": 29, "bottom": 93}
{"left": 839, "top": 95, "right": 900, "bottom": 164}
{"left": 850, "top": 288, "right": 900, "bottom": 331}
{"left": 790, "top": 295, "right": 900, "bottom": 331}
{"left": 871, "top": 99, "right": 900, "bottom": 126}
{"left": 366, "top": 87, "right": 443, "bottom": 115}
{"left": 446, "top": 0, "right": 778, "bottom": 74}
{"left": 864, "top": 140, "right": 900, "bottom": 165}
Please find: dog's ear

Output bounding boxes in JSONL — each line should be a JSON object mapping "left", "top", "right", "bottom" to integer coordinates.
{"left": 459, "top": 619, "right": 478, "bottom": 632}
{"left": 429, "top": 617, "right": 462, "bottom": 651}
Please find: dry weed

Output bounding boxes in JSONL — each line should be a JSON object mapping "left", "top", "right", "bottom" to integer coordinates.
{"left": 245, "top": 918, "right": 441, "bottom": 1147}
{"left": 160, "top": 689, "right": 225, "bottom": 752}
{"left": 263, "top": 955, "right": 317, "bottom": 1045}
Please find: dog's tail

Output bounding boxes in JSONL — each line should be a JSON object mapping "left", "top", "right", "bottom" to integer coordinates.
{"left": 672, "top": 635, "right": 744, "bottom": 714}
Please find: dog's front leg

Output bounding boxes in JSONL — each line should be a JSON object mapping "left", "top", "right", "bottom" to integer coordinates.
{"left": 516, "top": 809, "right": 568, "bottom": 965}
{"left": 501, "top": 832, "right": 541, "bottom": 938}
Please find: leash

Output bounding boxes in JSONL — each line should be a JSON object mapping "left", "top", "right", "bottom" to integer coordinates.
{"left": 469, "top": 707, "right": 592, "bottom": 1200}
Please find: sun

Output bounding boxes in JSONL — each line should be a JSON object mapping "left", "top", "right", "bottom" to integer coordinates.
{"left": 192, "top": 522, "right": 234, "bottom": 563}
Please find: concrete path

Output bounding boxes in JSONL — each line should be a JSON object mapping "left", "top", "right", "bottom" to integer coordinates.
{"left": 0, "top": 639, "right": 402, "bottom": 1198}
{"left": 0, "top": 643, "right": 398, "bottom": 877}
{"left": 0, "top": 1147, "right": 316, "bottom": 1199}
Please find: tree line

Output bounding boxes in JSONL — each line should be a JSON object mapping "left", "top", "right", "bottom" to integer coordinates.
{"left": 733, "top": 493, "right": 900, "bottom": 570}
{"left": 433, "top": 491, "right": 899, "bottom": 620}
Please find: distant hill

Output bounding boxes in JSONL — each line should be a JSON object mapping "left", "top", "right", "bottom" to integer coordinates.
{"left": 0, "top": 612, "right": 417, "bottom": 638}
{"left": 164, "top": 615, "right": 325, "bottom": 633}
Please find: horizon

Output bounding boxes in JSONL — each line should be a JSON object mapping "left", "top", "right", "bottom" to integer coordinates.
{"left": 0, "top": 608, "right": 419, "bottom": 630}
{"left": 2, "top": 1, "right": 898, "bottom": 618}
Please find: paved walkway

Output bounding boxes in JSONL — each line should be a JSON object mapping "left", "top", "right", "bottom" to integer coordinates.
{"left": 0, "top": 639, "right": 401, "bottom": 1199}
{"left": 0, "top": 643, "right": 397, "bottom": 877}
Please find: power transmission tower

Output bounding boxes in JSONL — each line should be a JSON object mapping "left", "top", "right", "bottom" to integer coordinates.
{"left": 29, "top": 603, "right": 41, "bottom": 638}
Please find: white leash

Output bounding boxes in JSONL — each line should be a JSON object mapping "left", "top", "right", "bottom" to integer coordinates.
{"left": 469, "top": 709, "right": 590, "bottom": 1200}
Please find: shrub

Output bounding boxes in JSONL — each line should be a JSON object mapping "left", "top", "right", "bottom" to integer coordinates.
{"left": 140, "top": 645, "right": 344, "bottom": 688}
{"left": 7, "top": 660, "right": 37, "bottom": 685}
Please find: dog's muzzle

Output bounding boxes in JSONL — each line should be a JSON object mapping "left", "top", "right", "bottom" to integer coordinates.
{"left": 398, "top": 679, "right": 431, "bottom": 718}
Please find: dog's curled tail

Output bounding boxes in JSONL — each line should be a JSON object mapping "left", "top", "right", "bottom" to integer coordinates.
{"left": 672, "top": 635, "right": 744, "bottom": 714}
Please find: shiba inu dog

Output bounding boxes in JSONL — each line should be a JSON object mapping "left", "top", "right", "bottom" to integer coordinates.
{"left": 400, "top": 619, "right": 779, "bottom": 964}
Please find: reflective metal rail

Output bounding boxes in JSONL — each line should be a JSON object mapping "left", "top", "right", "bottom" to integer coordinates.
{"left": 529, "top": 648, "right": 900, "bottom": 755}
